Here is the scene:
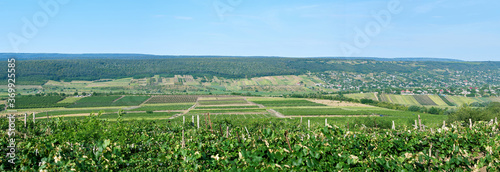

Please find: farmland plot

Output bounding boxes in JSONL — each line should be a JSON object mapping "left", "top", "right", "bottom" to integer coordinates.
{"left": 111, "top": 96, "right": 150, "bottom": 106}
{"left": 274, "top": 107, "right": 370, "bottom": 116}
{"left": 67, "top": 96, "right": 122, "bottom": 108}
{"left": 14, "top": 96, "right": 70, "bottom": 109}
{"left": 145, "top": 95, "right": 199, "bottom": 104}
{"left": 250, "top": 99, "right": 326, "bottom": 107}
{"left": 412, "top": 95, "right": 437, "bottom": 106}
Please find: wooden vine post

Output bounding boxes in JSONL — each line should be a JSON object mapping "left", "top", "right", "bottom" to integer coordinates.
{"left": 205, "top": 113, "right": 208, "bottom": 129}
{"left": 182, "top": 129, "right": 185, "bottom": 148}
{"left": 418, "top": 115, "right": 422, "bottom": 131}
{"left": 392, "top": 121, "right": 395, "bottom": 130}
{"left": 469, "top": 119, "right": 472, "bottom": 129}
{"left": 208, "top": 113, "right": 213, "bottom": 133}
{"left": 197, "top": 115, "right": 200, "bottom": 129}
{"left": 245, "top": 126, "right": 250, "bottom": 138}
{"left": 236, "top": 130, "right": 241, "bottom": 142}
{"left": 284, "top": 131, "right": 292, "bottom": 153}
{"left": 24, "top": 113, "right": 27, "bottom": 128}
{"left": 33, "top": 112, "right": 35, "bottom": 123}
{"left": 219, "top": 124, "right": 223, "bottom": 137}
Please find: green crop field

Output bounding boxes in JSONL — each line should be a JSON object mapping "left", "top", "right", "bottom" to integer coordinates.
{"left": 274, "top": 107, "right": 371, "bottom": 116}
{"left": 129, "top": 104, "right": 194, "bottom": 111}
{"left": 54, "top": 112, "right": 179, "bottom": 121}
{"left": 14, "top": 96, "right": 71, "bottom": 109}
{"left": 446, "top": 95, "right": 477, "bottom": 106}
{"left": 67, "top": 96, "right": 122, "bottom": 108}
{"left": 250, "top": 99, "right": 326, "bottom": 107}
{"left": 57, "top": 97, "right": 83, "bottom": 104}
{"left": 378, "top": 94, "right": 389, "bottom": 103}
{"left": 41, "top": 109, "right": 121, "bottom": 116}
{"left": 145, "top": 95, "right": 199, "bottom": 104}
{"left": 413, "top": 95, "right": 437, "bottom": 106}
{"left": 195, "top": 105, "right": 260, "bottom": 109}
{"left": 180, "top": 113, "right": 274, "bottom": 122}
{"left": 197, "top": 99, "right": 249, "bottom": 105}
{"left": 439, "top": 95, "right": 455, "bottom": 106}
{"left": 427, "top": 95, "right": 449, "bottom": 106}
{"left": 345, "top": 93, "right": 377, "bottom": 101}
{"left": 189, "top": 108, "right": 267, "bottom": 114}
{"left": 386, "top": 95, "right": 420, "bottom": 106}
{"left": 111, "top": 96, "right": 150, "bottom": 106}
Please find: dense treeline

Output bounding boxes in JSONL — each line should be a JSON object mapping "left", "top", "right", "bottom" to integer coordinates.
{"left": 447, "top": 102, "right": 500, "bottom": 123}
{"left": 1, "top": 57, "right": 499, "bottom": 85}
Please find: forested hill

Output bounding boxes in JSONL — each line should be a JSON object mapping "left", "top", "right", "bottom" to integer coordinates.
{"left": 0, "top": 53, "right": 463, "bottom": 61}
{"left": 1, "top": 56, "right": 499, "bottom": 85}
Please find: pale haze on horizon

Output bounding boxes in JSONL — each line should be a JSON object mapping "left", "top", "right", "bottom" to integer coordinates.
{"left": 0, "top": 0, "right": 499, "bottom": 61}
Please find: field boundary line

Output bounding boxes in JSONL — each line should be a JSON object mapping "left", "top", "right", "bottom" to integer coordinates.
{"left": 289, "top": 115, "right": 381, "bottom": 118}
{"left": 112, "top": 95, "right": 125, "bottom": 103}
{"left": 244, "top": 97, "right": 265, "bottom": 108}
{"left": 267, "top": 109, "right": 286, "bottom": 118}
{"left": 140, "top": 96, "right": 154, "bottom": 106}
{"left": 169, "top": 98, "right": 198, "bottom": 119}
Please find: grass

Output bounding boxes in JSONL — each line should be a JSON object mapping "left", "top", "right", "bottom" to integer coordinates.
{"left": 446, "top": 96, "right": 476, "bottom": 106}
{"left": 195, "top": 105, "right": 260, "bottom": 109}
{"left": 129, "top": 104, "right": 194, "bottom": 111}
{"left": 57, "top": 97, "right": 83, "bottom": 104}
{"left": 111, "top": 96, "right": 150, "bottom": 106}
{"left": 145, "top": 95, "right": 199, "bottom": 104}
{"left": 274, "top": 107, "right": 371, "bottom": 116}
{"left": 189, "top": 108, "right": 267, "bottom": 114}
{"left": 345, "top": 93, "right": 377, "bottom": 101}
{"left": 51, "top": 112, "right": 178, "bottom": 121}
{"left": 41, "top": 109, "right": 121, "bottom": 116}
{"left": 427, "top": 95, "right": 449, "bottom": 106}
{"left": 251, "top": 99, "right": 326, "bottom": 107}
{"left": 413, "top": 95, "right": 437, "bottom": 106}
{"left": 179, "top": 113, "right": 273, "bottom": 122}
{"left": 439, "top": 96, "right": 455, "bottom": 106}
{"left": 14, "top": 96, "right": 70, "bottom": 109}
{"left": 67, "top": 96, "right": 122, "bottom": 108}
{"left": 197, "top": 100, "right": 248, "bottom": 105}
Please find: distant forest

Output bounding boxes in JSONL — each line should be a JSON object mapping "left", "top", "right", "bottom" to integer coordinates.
{"left": 1, "top": 57, "right": 499, "bottom": 85}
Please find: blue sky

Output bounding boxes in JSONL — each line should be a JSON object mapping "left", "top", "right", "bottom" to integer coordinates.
{"left": 0, "top": 0, "right": 499, "bottom": 61}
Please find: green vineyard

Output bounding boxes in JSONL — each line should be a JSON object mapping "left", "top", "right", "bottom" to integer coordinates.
{"left": 1, "top": 113, "right": 498, "bottom": 171}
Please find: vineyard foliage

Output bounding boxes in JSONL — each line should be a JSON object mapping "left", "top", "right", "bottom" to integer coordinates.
{"left": 413, "top": 95, "right": 438, "bottom": 106}
{"left": 145, "top": 95, "right": 199, "bottom": 104}
{"left": 111, "top": 96, "right": 150, "bottom": 106}
{"left": 14, "top": 96, "right": 70, "bottom": 109}
{"left": 197, "top": 99, "right": 249, "bottom": 106}
{"left": 275, "top": 108, "right": 371, "bottom": 116}
{"left": 1, "top": 113, "right": 499, "bottom": 171}
{"left": 251, "top": 100, "right": 326, "bottom": 107}
{"left": 195, "top": 105, "right": 260, "bottom": 109}
{"left": 67, "top": 96, "right": 122, "bottom": 108}
{"left": 130, "top": 104, "right": 194, "bottom": 111}
{"left": 440, "top": 96, "right": 456, "bottom": 106}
